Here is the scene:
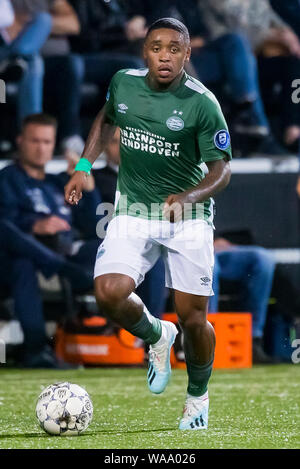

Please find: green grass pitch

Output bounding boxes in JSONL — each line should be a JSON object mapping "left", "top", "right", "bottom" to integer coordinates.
{"left": 0, "top": 365, "right": 299, "bottom": 449}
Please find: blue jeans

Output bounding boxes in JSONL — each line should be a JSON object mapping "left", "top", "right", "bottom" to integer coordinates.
{"left": 0, "top": 12, "right": 52, "bottom": 125}
{"left": 17, "top": 54, "right": 44, "bottom": 124}
{"left": 0, "top": 255, "right": 47, "bottom": 353}
{"left": 192, "top": 33, "right": 269, "bottom": 128}
{"left": 209, "top": 246, "right": 275, "bottom": 338}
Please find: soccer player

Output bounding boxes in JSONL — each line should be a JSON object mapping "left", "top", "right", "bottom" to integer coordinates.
{"left": 65, "top": 18, "right": 232, "bottom": 430}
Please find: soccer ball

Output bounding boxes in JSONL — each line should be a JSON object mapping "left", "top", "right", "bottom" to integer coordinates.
{"left": 36, "top": 382, "right": 93, "bottom": 436}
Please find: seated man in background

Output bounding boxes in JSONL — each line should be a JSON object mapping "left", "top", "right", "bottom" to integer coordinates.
{"left": 209, "top": 237, "right": 276, "bottom": 364}
{"left": 0, "top": 113, "right": 101, "bottom": 368}
{"left": 93, "top": 128, "right": 168, "bottom": 320}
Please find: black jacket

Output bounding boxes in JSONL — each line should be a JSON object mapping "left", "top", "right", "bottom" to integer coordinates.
{"left": 93, "top": 165, "right": 117, "bottom": 206}
{"left": 123, "top": 0, "right": 208, "bottom": 38}
{"left": 69, "top": 0, "right": 128, "bottom": 53}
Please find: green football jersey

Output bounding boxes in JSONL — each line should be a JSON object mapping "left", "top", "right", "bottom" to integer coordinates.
{"left": 105, "top": 68, "right": 232, "bottom": 222}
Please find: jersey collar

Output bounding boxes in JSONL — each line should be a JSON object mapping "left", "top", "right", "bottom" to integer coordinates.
{"left": 144, "top": 70, "right": 187, "bottom": 93}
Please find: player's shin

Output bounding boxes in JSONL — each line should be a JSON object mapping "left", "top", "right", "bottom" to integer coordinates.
{"left": 186, "top": 358, "right": 214, "bottom": 397}
{"left": 181, "top": 316, "right": 215, "bottom": 396}
{"left": 128, "top": 303, "right": 162, "bottom": 345}
{"left": 118, "top": 293, "right": 177, "bottom": 394}
{"left": 179, "top": 319, "right": 215, "bottom": 430}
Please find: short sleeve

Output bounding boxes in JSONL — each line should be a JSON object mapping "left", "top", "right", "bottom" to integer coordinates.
{"left": 197, "top": 92, "right": 232, "bottom": 163}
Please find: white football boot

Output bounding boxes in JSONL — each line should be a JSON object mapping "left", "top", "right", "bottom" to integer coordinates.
{"left": 179, "top": 392, "right": 209, "bottom": 430}
{"left": 147, "top": 320, "right": 178, "bottom": 394}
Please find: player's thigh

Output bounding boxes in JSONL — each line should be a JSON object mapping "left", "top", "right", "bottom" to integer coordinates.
{"left": 163, "top": 220, "right": 215, "bottom": 297}
{"left": 94, "top": 216, "right": 162, "bottom": 289}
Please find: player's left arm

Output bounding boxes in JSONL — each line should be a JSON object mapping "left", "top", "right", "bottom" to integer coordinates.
{"left": 163, "top": 158, "right": 231, "bottom": 222}
{"left": 164, "top": 92, "right": 232, "bottom": 222}
{"left": 184, "top": 158, "right": 231, "bottom": 203}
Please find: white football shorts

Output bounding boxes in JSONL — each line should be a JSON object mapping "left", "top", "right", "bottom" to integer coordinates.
{"left": 94, "top": 215, "right": 214, "bottom": 296}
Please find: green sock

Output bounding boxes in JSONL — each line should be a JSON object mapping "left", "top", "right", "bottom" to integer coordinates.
{"left": 128, "top": 311, "right": 162, "bottom": 345}
{"left": 186, "top": 358, "right": 214, "bottom": 397}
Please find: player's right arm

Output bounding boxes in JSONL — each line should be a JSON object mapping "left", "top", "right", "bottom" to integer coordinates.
{"left": 65, "top": 70, "right": 122, "bottom": 205}
{"left": 64, "top": 104, "right": 117, "bottom": 205}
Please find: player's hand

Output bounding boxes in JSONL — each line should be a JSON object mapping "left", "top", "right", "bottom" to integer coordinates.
{"left": 66, "top": 151, "right": 95, "bottom": 192}
{"left": 64, "top": 171, "right": 87, "bottom": 205}
{"left": 32, "top": 215, "right": 71, "bottom": 235}
{"left": 163, "top": 192, "right": 191, "bottom": 223}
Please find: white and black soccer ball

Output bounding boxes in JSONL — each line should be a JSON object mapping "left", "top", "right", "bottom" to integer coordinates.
{"left": 36, "top": 382, "right": 93, "bottom": 436}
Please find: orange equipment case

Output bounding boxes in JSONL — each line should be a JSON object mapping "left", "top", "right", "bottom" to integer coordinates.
{"left": 55, "top": 317, "right": 145, "bottom": 366}
{"left": 163, "top": 312, "right": 252, "bottom": 369}
{"left": 56, "top": 313, "right": 252, "bottom": 368}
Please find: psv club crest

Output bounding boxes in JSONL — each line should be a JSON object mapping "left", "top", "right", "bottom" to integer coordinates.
{"left": 166, "top": 110, "right": 184, "bottom": 131}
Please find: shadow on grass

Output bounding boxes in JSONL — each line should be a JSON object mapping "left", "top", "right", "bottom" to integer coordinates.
{"left": 0, "top": 427, "right": 177, "bottom": 440}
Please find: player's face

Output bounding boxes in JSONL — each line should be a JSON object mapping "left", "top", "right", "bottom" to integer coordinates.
{"left": 17, "top": 124, "right": 56, "bottom": 169}
{"left": 144, "top": 28, "right": 191, "bottom": 86}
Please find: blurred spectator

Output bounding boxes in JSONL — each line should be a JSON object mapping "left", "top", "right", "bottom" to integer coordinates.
{"left": 41, "top": 0, "right": 84, "bottom": 152}
{"left": 271, "top": 0, "right": 300, "bottom": 39}
{"left": 122, "top": 0, "right": 183, "bottom": 30}
{"left": 252, "top": 1, "right": 300, "bottom": 151}
{"left": 64, "top": 0, "right": 145, "bottom": 150}
{"left": 93, "top": 128, "right": 168, "bottom": 319}
{"left": 0, "top": 0, "right": 14, "bottom": 30}
{"left": 0, "top": 113, "right": 101, "bottom": 367}
{"left": 3, "top": 1, "right": 83, "bottom": 152}
{"left": 167, "top": 0, "right": 286, "bottom": 156}
{"left": 192, "top": 0, "right": 300, "bottom": 153}
{"left": 0, "top": 0, "right": 52, "bottom": 129}
{"left": 69, "top": 0, "right": 147, "bottom": 56}
{"left": 209, "top": 237, "right": 276, "bottom": 364}
{"left": 128, "top": 0, "right": 280, "bottom": 154}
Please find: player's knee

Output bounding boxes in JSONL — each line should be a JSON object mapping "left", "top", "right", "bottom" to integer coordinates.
{"left": 94, "top": 275, "right": 133, "bottom": 315}
{"left": 178, "top": 309, "right": 207, "bottom": 332}
{"left": 95, "top": 278, "right": 120, "bottom": 309}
